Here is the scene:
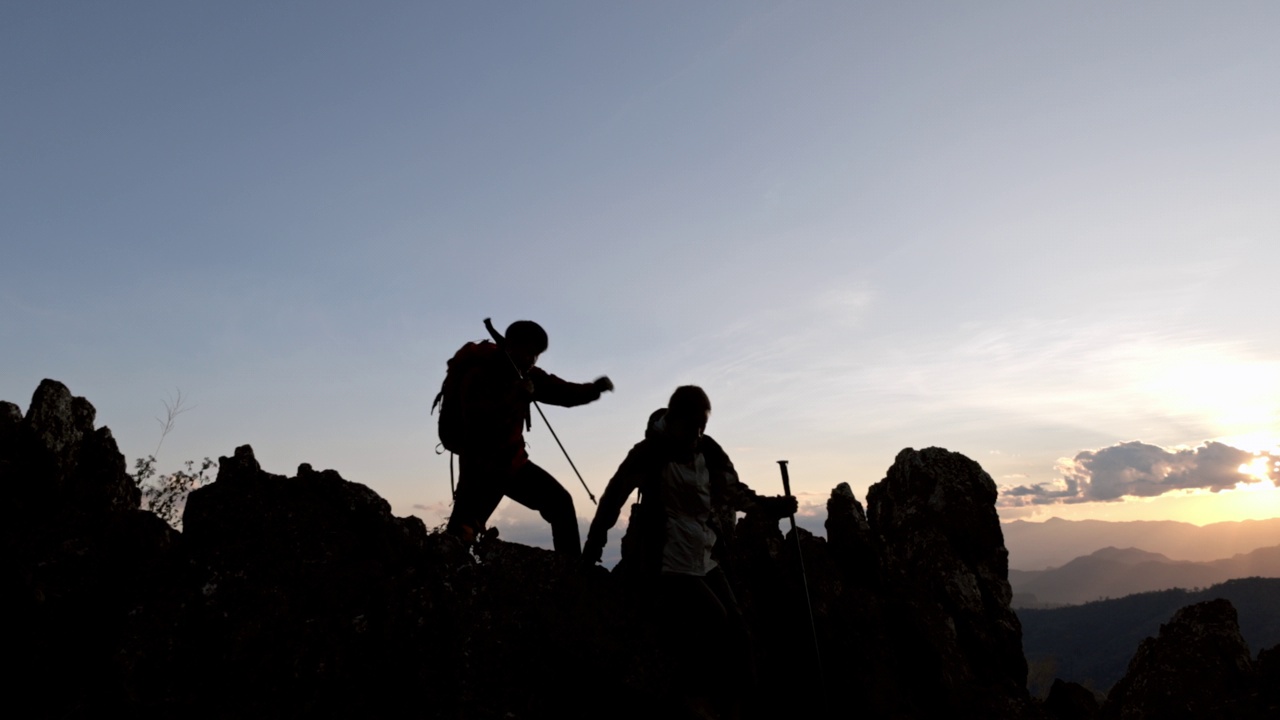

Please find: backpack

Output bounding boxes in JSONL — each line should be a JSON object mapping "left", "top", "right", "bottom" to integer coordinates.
{"left": 431, "top": 341, "right": 494, "bottom": 454}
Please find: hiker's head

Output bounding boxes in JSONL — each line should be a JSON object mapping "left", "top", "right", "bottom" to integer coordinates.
{"left": 505, "top": 320, "right": 548, "bottom": 372}
{"left": 666, "top": 385, "right": 711, "bottom": 449}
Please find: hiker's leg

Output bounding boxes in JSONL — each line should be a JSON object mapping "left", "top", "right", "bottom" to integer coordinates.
{"left": 704, "top": 567, "right": 750, "bottom": 662}
{"left": 505, "top": 461, "right": 581, "bottom": 559}
{"left": 658, "top": 573, "right": 727, "bottom": 649}
{"left": 704, "top": 566, "right": 753, "bottom": 717}
{"left": 447, "top": 455, "right": 508, "bottom": 540}
{"left": 657, "top": 573, "right": 729, "bottom": 717}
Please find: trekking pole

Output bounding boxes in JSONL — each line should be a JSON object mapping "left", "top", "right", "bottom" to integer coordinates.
{"left": 484, "top": 318, "right": 598, "bottom": 505}
{"left": 778, "top": 460, "right": 823, "bottom": 680}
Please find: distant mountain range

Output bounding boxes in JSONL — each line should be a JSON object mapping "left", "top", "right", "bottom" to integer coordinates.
{"left": 1018, "top": 577, "right": 1280, "bottom": 696}
{"left": 1010, "top": 544, "right": 1280, "bottom": 607}
{"left": 1001, "top": 516, "right": 1280, "bottom": 571}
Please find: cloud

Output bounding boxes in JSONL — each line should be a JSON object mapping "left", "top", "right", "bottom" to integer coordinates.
{"left": 1000, "top": 440, "right": 1275, "bottom": 507}
{"left": 411, "top": 501, "right": 452, "bottom": 523}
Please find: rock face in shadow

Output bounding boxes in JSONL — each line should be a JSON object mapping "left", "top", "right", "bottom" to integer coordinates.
{"left": 6, "top": 379, "right": 140, "bottom": 516}
{"left": 8, "top": 380, "right": 1267, "bottom": 718}
{"left": 728, "top": 448, "right": 1029, "bottom": 717}
{"left": 1043, "top": 679, "right": 1102, "bottom": 720}
{"left": 2, "top": 380, "right": 177, "bottom": 715}
{"left": 868, "top": 446, "right": 1028, "bottom": 715}
{"left": 170, "top": 446, "right": 662, "bottom": 717}
{"left": 1258, "top": 644, "right": 1280, "bottom": 717}
{"left": 1101, "top": 598, "right": 1261, "bottom": 719}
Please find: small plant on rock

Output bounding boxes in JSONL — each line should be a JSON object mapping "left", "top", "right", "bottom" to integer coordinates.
{"left": 131, "top": 389, "right": 216, "bottom": 530}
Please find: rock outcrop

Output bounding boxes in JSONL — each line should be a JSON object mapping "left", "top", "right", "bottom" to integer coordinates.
{"left": 12, "top": 380, "right": 1270, "bottom": 718}
{"left": 721, "top": 449, "right": 1031, "bottom": 717}
{"left": 2, "top": 380, "right": 178, "bottom": 715}
{"left": 1101, "top": 598, "right": 1263, "bottom": 719}
{"left": 867, "top": 447, "right": 1028, "bottom": 716}
{"left": 1043, "top": 679, "right": 1102, "bottom": 720}
{"left": 1258, "top": 644, "right": 1280, "bottom": 717}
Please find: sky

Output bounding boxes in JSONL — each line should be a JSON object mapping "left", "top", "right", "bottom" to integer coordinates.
{"left": 3, "top": 2, "right": 1278, "bottom": 555}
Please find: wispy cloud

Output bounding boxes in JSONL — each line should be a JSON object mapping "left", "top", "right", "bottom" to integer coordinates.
{"left": 411, "top": 501, "right": 452, "bottom": 528}
{"left": 1001, "top": 440, "right": 1278, "bottom": 506}
{"left": 676, "top": 298, "right": 1275, "bottom": 423}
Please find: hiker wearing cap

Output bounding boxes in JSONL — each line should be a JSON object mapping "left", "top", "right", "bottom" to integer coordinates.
{"left": 437, "top": 320, "right": 612, "bottom": 559}
{"left": 582, "top": 385, "right": 796, "bottom": 717}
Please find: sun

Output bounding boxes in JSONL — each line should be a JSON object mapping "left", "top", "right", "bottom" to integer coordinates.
{"left": 1142, "top": 354, "right": 1279, "bottom": 451}
{"left": 1235, "top": 454, "right": 1276, "bottom": 488}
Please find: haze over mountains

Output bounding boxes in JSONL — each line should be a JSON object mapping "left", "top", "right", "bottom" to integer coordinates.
{"left": 1011, "top": 544, "right": 1280, "bottom": 607}
{"left": 1002, "top": 517, "right": 1280, "bottom": 571}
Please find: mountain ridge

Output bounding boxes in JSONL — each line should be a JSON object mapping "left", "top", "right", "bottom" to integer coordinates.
{"left": 1002, "top": 516, "right": 1280, "bottom": 571}
{"left": 1011, "top": 544, "right": 1280, "bottom": 606}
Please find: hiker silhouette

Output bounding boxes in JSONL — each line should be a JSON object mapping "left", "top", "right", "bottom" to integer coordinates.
{"left": 438, "top": 320, "right": 612, "bottom": 559}
{"left": 583, "top": 385, "right": 796, "bottom": 717}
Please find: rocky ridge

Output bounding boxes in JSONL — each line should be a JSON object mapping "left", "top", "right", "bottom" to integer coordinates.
{"left": 4, "top": 380, "right": 1277, "bottom": 718}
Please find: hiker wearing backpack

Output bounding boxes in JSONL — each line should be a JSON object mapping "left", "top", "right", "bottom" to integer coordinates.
{"left": 581, "top": 385, "right": 796, "bottom": 717}
{"left": 436, "top": 320, "right": 612, "bottom": 559}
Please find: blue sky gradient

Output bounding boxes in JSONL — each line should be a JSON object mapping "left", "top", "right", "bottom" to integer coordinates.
{"left": 4, "top": 2, "right": 1278, "bottom": 551}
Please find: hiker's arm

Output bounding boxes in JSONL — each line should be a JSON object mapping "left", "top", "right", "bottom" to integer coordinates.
{"left": 702, "top": 436, "right": 761, "bottom": 511}
{"left": 529, "top": 368, "right": 612, "bottom": 407}
{"left": 582, "top": 444, "right": 646, "bottom": 565}
{"left": 703, "top": 436, "right": 797, "bottom": 519}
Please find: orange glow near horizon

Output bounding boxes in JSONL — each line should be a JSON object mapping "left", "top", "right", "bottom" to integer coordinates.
{"left": 1003, "top": 480, "right": 1280, "bottom": 526}
{"left": 1002, "top": 432, "right": 1280, "bottom": 526}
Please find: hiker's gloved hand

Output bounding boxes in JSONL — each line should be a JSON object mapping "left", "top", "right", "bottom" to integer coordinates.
{"left": 593, "top": 376, "right": 614, "bottom": 393}
{"left": 758, "top": 495, "right": 798, "bottom": 520}
{"left": 581, "top": 535, "right": 605, "bottom": 568}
